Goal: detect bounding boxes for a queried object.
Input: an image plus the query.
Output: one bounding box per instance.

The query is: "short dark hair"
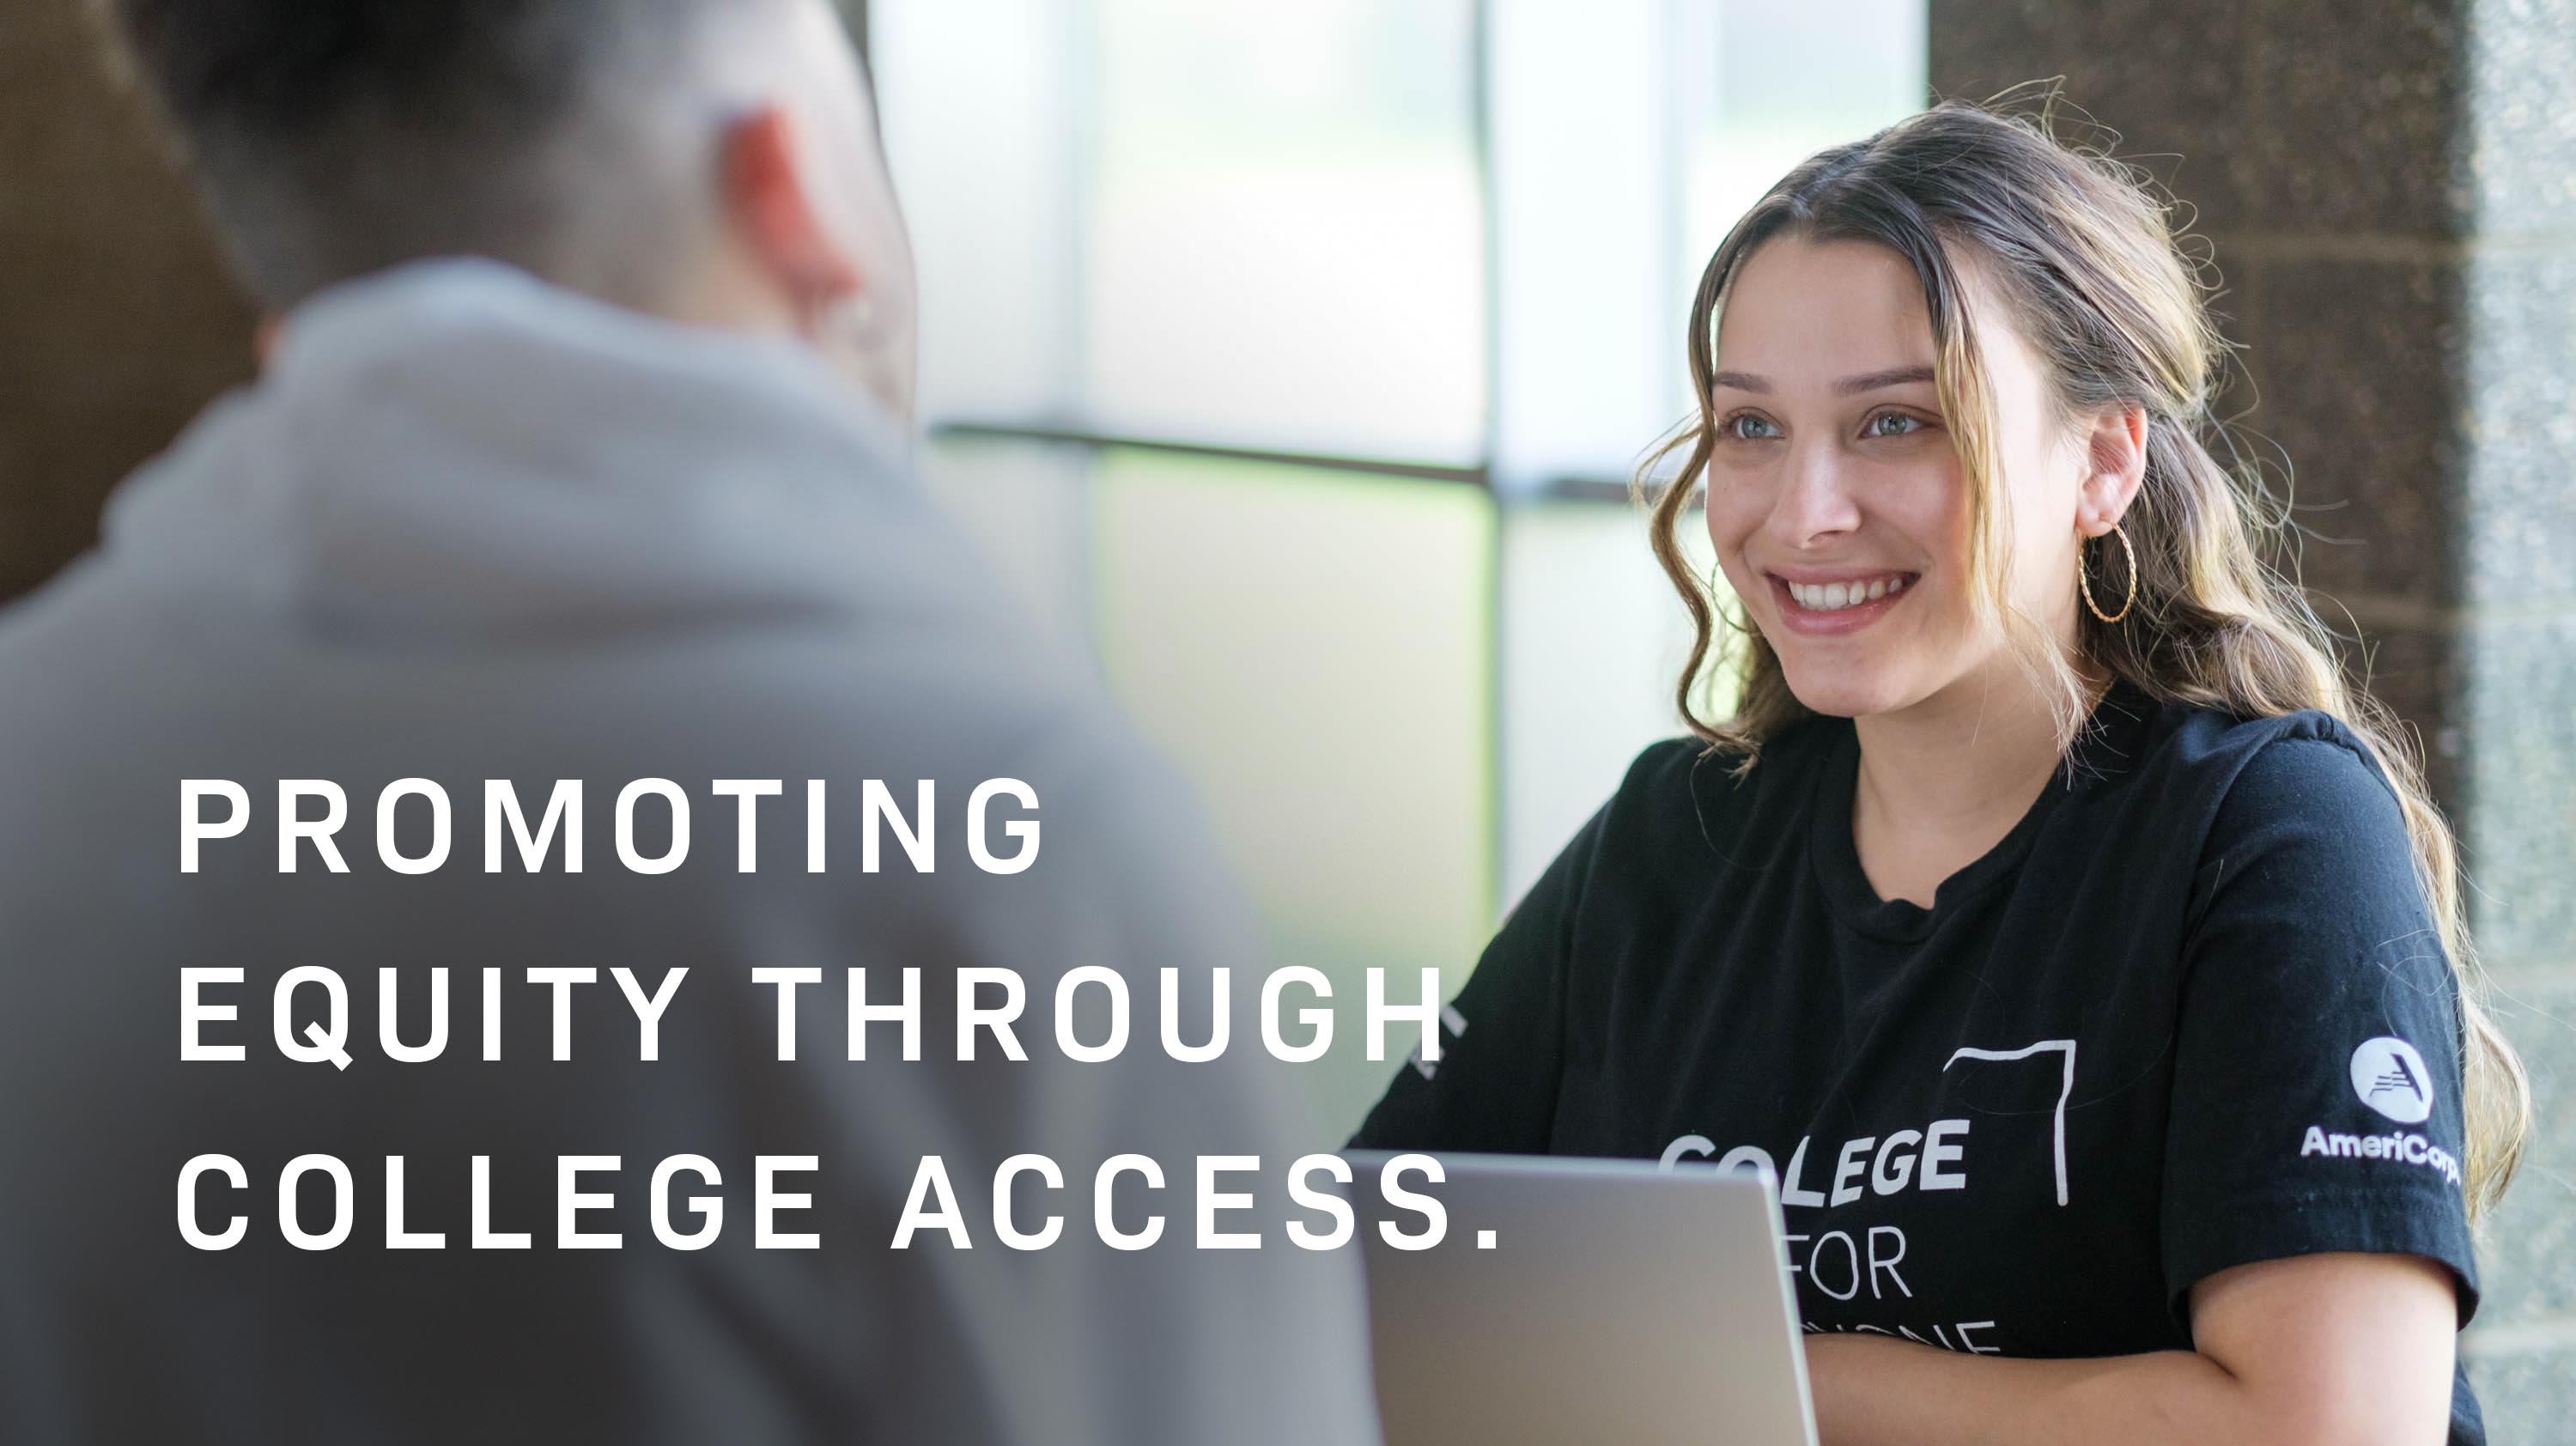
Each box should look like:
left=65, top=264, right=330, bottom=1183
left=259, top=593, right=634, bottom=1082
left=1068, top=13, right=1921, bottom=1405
left=96, top=0, right=735, bottom=308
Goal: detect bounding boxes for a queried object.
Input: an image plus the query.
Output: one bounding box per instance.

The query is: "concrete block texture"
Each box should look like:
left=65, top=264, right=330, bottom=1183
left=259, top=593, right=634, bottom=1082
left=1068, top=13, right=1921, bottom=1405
left=2466, top=974, right=2576, bottom=1446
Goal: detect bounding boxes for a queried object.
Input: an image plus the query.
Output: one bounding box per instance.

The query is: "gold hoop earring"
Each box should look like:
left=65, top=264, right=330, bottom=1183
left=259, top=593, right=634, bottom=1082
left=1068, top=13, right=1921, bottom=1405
left=2080, top=524, right=2136, bottom=624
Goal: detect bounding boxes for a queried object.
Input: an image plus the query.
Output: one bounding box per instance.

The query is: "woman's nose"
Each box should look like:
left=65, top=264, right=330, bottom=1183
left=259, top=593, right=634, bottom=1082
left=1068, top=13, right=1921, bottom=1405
left=1765, top=441, right=1862, bottom=549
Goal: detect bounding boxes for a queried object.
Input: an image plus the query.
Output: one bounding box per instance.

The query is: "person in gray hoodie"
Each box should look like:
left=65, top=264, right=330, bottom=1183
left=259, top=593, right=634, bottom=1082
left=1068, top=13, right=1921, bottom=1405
left=0, top=2, right=1381, bottom=1441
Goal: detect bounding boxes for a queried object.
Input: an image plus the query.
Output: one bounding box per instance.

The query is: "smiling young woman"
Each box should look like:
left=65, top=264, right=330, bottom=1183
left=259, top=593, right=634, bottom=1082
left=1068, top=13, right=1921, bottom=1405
left=1352, top=102, right=2530, bottom=1446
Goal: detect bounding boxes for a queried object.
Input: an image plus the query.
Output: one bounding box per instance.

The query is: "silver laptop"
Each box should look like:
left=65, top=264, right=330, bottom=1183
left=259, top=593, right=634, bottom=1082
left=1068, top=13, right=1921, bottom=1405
left=1341, top=1151, right=1818, bottom=1446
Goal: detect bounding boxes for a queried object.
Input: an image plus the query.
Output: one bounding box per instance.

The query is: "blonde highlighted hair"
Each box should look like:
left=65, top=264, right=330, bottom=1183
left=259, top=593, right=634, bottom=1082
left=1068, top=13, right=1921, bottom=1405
left=1639, top=99, right=2529, bottom=1223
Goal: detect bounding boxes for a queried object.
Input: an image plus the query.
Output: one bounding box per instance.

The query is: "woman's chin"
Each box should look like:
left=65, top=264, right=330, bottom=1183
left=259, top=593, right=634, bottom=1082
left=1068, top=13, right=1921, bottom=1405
left=1776, top=665, right=1921, bottom=721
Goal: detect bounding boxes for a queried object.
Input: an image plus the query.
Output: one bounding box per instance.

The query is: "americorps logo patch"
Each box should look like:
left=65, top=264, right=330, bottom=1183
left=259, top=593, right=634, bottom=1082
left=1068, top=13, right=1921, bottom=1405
left=2348, top=1036, right=2433, bottom=1124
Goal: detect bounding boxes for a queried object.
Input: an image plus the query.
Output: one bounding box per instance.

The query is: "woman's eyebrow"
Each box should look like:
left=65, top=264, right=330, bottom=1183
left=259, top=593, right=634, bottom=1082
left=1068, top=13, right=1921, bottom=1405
left=1835, top=364, right=1938, bottom=395
left=1708, top=365, right=1939, bottom=395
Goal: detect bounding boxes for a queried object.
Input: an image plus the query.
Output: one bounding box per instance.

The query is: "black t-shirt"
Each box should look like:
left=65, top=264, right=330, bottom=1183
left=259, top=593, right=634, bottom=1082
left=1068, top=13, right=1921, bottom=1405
left=1354, top=682, right=2486, bottom=1443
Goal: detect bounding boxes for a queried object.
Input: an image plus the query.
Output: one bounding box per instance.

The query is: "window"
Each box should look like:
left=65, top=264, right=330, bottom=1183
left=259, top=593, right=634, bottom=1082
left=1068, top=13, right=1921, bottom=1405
left=872, top=0, right=1924, bottom=1139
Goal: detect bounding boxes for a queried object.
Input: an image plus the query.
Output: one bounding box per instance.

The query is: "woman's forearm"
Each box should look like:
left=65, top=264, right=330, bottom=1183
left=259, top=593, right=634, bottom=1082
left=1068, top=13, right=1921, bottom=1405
left=1806, top=1335, right=2379, bottom=1446
left=1805, top=1254, right=2458, bottom=1446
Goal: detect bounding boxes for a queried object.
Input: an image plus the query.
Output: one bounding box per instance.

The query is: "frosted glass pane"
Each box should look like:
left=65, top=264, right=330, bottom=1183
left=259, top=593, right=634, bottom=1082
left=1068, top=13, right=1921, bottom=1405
left=1499, top=500, right=1728, bottom=907
left=1085, top=0, right=1485, bottom=461
left=1091, top=454, right=1494, bottom=1138
left=871, top=0, right=1081, bottom=422
left=1680, top=1, right=1927, bottom=301
left=1485, top=1, right=1678, bottom=490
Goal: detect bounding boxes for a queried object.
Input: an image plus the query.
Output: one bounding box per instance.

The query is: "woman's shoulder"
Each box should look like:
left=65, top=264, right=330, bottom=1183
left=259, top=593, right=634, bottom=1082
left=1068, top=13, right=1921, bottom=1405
left=2111, top=692, right=2421, bottom=911
left=2124, top=691, right=2407, bottom=824
left=2130, top=701, right=2462, bottom=1048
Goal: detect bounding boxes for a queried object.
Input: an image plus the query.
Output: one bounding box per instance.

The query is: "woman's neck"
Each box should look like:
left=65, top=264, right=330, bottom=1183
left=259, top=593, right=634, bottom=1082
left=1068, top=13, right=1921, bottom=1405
left=1846, top=670, right=2093, bottom=908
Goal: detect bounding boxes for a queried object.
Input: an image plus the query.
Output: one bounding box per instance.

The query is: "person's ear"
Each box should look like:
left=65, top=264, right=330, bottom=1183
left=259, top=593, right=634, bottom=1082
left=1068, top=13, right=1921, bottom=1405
left=2075, top=404, right=2149, bottom=537
left=254, top=316, right=284, bottom=371
left=720, top=105, right=861, bottom=326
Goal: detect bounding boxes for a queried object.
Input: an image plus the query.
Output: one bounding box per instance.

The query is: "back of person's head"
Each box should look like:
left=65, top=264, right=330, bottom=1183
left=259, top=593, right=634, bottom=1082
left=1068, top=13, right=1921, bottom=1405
left=103, top=0, right=725, bottom=308
left=94, top=0, right=914, bottom=408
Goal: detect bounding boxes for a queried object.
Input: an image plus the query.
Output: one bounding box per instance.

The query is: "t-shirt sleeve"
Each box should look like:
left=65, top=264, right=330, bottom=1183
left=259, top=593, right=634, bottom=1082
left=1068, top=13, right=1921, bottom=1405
left=2160, top=732, right=2482, bottom=1328
left=1347, top=767, right=1620, bottom=1155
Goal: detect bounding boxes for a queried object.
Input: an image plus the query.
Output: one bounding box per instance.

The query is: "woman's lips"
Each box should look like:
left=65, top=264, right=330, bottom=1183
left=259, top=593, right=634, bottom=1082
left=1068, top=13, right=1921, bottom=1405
left=1765, top=571, right=1918, bottom=637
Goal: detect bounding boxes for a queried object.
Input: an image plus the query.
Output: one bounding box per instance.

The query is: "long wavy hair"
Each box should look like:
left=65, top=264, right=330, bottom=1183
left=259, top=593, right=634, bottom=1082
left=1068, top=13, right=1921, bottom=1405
left=1638, top=100, right=2529, bottom=1224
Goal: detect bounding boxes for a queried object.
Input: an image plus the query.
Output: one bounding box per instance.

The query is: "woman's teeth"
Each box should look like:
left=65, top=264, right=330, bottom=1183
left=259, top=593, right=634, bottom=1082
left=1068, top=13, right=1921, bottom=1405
left=1787, top=576, right=1908, bottom=611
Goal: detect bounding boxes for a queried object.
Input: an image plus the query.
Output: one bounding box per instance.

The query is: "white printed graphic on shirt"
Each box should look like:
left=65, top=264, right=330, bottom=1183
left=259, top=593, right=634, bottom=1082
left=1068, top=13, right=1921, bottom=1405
left=2289, top=1037, right=2458, bottom=1185
left=2297, top=1123, right=2461, bottom=1185
left=2348, top=1035, right=2433, bottom=1124
left=1657, top=1036, right=2078, bottom=1207
left=1656, top=1037, right=2081, bottom=1345
left=1942, top=1039, right=2077, bottom=1206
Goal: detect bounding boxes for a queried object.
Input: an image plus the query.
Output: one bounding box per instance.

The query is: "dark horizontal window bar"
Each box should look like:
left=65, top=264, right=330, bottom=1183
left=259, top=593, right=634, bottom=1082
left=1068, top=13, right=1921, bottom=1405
left=926, top=419, right=1676, bottom=507
left=930, top=419, right=1491, bottom=488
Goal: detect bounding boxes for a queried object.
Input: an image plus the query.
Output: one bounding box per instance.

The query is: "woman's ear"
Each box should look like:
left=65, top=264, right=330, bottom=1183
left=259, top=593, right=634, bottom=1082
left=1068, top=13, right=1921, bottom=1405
left=2076, top=405, right=2150, bottom=537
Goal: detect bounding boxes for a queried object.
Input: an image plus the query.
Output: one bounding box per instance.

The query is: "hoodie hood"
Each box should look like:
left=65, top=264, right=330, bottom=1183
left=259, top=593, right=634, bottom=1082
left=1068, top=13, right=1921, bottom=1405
left=99, top=258, right=979, bottom=648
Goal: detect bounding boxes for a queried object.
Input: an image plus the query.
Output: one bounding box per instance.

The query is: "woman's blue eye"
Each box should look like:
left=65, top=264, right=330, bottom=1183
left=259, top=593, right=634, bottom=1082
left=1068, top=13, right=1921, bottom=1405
left=1865, top=410, right=1924, bottom=438
left=1723, top=414, right=1781, bottom=441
